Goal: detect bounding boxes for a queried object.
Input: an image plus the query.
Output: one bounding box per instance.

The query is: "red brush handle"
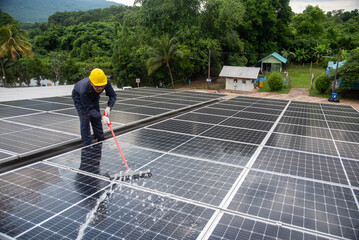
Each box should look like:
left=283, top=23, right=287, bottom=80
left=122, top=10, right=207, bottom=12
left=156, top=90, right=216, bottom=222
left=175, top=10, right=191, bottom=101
left=103, top=112, right=129, bottom=170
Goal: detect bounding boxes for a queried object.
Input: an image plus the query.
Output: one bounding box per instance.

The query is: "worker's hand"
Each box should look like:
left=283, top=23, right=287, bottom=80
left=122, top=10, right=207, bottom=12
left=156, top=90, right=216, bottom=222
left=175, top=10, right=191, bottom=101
left=101, top=115, right=111, bottom=126
left=104, top=106, right=111, bottom=116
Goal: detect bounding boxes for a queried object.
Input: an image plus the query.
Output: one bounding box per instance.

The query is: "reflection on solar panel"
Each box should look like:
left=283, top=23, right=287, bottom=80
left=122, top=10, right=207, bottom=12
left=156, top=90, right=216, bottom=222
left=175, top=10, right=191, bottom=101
left=1, top=95, right=359, bottom=240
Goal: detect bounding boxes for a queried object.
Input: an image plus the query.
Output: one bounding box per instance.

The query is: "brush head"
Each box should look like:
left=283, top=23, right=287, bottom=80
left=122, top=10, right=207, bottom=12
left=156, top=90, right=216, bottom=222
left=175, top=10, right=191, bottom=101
left=111, top=169, right=152, bottom=181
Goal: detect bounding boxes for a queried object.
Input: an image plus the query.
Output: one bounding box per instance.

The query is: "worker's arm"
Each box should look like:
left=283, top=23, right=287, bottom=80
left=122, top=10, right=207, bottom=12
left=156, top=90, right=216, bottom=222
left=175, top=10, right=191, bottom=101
left=72, top=88, right=90, bottom=119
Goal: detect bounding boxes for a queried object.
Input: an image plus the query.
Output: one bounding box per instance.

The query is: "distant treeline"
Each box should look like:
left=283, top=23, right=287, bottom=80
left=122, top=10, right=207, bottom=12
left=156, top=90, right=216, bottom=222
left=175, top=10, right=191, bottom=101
left=0, top=0, right=358, bottom=88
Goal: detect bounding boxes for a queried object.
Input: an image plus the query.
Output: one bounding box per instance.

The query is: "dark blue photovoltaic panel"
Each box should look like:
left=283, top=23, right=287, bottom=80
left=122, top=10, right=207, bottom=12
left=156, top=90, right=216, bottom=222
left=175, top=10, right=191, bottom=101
left=342, top=158, right=359, bottom=187
left=234, top=111, right=278, bottom=122
left=274, top=123, right=332, bottom=139
left=228, top=171, right=359, bottom=239
left=209, top=213, right=329, bottom=240
left=266, top=133, right=338, bottom=156
left=138, top=154, right=243, bottom=206
left=148, top=119, right=213, bottom=135
left=280, top=116, right=328, bottom=128
left=201, top=125, right=267, bottom=144
left=1, top=99, right=72, bottom=111
left=335, top=141, right=359, bottom=159
left=171, top=137, right=258, bottom=166
left=0, top=163, right=216, bottom=240
left=284, top=111, right=325, bottom=120
left=220, top=117, right=274, bottom=131
left=0, top=104, right=41, bottom=119
left=1, top=92, right=359, bottom=240
left=331, top=129, right=359, bottom=142
left=194, top=107, right=237, bottom=117
left=0, top=152, right=15, bottom=162
left=118, top=128, right=193, bottom=152
left=175, top=112, right=227, bottom=124
left=327, top=121, right=359, bottom=131
left=253, top=147, right=348, bottom=184
left=326, top=115, right=359, bottom=124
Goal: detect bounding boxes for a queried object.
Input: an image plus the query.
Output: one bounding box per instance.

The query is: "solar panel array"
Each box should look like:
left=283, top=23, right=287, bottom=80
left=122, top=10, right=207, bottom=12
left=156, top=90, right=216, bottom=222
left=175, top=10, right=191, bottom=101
left=0, top=88, right=224, bottom=163
left=1, top=95, right=359, bottom=240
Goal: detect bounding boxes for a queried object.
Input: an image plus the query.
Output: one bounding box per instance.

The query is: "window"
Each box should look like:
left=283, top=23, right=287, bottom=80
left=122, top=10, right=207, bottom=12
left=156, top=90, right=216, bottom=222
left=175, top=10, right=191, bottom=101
left=234, top=79, right=238, bottom=83
left=242, top=79, right=246, bottom=84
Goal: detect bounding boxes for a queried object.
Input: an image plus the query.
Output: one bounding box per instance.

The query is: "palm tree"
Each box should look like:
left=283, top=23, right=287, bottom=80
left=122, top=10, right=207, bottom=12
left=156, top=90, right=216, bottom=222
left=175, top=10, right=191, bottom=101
left=146, top=35, right=183, bottom=88
left=0, top=24, right=34, bottom=85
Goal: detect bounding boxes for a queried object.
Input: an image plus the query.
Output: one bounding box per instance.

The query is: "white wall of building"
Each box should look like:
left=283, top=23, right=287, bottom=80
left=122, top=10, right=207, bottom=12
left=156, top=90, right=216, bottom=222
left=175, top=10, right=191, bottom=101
left=225, top=78, right=254, bottom=91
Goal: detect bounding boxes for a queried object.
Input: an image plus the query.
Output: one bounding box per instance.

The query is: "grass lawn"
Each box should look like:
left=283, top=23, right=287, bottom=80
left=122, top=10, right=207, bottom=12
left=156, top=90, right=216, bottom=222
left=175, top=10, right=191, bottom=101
left=259, top=64, right=326, bottom=95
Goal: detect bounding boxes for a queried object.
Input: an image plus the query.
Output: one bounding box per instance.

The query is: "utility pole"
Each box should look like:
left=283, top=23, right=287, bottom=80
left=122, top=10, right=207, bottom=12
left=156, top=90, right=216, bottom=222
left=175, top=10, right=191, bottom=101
left=207, top=49, right=211, bottom=89
left=332, top=48, right=341, bottom=92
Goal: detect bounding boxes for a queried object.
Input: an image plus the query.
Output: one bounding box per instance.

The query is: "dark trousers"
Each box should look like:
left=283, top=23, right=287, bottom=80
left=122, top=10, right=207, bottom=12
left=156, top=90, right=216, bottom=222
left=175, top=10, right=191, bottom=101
left=77, top=105, right=104, bottom=146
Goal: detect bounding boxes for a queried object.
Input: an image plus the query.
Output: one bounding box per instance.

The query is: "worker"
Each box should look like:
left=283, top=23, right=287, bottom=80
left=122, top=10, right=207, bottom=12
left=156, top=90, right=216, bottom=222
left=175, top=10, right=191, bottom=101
left=72, top=68, right=117, bottom=146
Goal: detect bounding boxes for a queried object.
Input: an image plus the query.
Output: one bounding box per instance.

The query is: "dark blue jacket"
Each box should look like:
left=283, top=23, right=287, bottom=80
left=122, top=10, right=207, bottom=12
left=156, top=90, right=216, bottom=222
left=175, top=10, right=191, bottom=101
left=72, top=77, right=117, bottom=119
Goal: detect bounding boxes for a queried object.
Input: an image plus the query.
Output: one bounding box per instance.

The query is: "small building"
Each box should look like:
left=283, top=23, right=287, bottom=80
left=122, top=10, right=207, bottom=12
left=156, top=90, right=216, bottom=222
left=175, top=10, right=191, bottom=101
left=219, top=66, right=260, bottom=92
left=258, top=52, right=287, bottom=73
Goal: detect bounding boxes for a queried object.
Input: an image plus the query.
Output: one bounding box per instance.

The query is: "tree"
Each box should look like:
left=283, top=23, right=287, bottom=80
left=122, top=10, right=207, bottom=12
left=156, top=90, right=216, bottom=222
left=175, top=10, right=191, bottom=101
left=294, top=48, right=310, bottom=65
left=238, top=0, right=293, bottom=64
left=0, top=24, right=34, bottom=85
left=48, top=51, right=68, bottom=84
left=338, top=48, right=359, bottom=89
left=312, top=43, right=332, bottom=63
left=146, top=35, right=184, bottom=88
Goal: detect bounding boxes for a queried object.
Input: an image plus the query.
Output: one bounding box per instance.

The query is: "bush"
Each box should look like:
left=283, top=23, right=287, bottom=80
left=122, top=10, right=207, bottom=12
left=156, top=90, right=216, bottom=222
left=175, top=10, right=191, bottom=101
left=315, top=73, right=331, bottom=93
left=267, top=72, right=284, bottom=91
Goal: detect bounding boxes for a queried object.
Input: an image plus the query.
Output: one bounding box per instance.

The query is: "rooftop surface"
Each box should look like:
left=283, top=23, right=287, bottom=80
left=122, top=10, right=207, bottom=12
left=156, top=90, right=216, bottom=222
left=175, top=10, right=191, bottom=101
left=1, top=87, right=359, bottom=240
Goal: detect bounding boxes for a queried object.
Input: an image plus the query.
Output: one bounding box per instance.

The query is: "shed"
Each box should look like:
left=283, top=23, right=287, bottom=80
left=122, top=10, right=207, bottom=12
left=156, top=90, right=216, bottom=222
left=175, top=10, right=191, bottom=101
left=219, top=66, right=260, bottom=91
left=258, top=52, right=287, bottom=73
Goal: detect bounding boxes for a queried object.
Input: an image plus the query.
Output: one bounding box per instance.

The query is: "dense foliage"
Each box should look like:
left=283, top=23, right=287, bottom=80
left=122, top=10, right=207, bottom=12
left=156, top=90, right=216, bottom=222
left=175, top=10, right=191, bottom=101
left=0, top=3, right=358, bottom=89
left=267, top=72, right=284, bottom=91
left=315, top=73, right=331, bottom=93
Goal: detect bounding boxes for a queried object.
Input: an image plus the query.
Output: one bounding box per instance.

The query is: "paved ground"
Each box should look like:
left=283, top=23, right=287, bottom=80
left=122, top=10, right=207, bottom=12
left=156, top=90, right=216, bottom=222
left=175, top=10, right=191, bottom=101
left=178, top=87, right=359, bottom=112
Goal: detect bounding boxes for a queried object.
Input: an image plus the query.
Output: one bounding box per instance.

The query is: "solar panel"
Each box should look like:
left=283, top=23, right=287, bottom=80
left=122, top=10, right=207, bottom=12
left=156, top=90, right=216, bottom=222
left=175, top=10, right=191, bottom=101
left=323, top=110, right=359, bottom=118
left=209, top=213, right=326, bottom=240
left=243, top=106, right=283, bottom=115
left=201, top=125, right=268, bottom=144
left=207, top=103, right=247, bottom=111
left=1, top=99, right=73, bottom=111
left=0, top=104, right=41, bottom=119
left=1, top=94, right=359, bottom=240
left=194, top=107, right=237, bottom=117
left=170, top=137, right=258, bottom=166
left=220, top=117, right=274, bottom=131
left=118, top=128, right=193, bottom=152
left=266, top=133, right=338, bottom=156
left=148, top=119, right=213, bottom=135
left=342, top=158, right=359, bottom=187
left=252, top=147, right=348, bottom=184
left=234, top=111, right=279, bottom=122
left=227, top=170, right=359, bottom=239
left=326, top=115, right=359, bottom=124
left=280, top=116, right=328, bottom=128
left=327, top=121, right=359, bottom=131
left=331, top=129, right=359, bottom=142
left=0, top=163, right=215, bottom=240
left=335, top=141, right=359, bottom=159
left=147, top=102, right=187, bottom=110
left=284, top=111, right=325, bottom=120
left=274, top=123, right=332, bottom=139
left=175, top=112, right=227, bottom=124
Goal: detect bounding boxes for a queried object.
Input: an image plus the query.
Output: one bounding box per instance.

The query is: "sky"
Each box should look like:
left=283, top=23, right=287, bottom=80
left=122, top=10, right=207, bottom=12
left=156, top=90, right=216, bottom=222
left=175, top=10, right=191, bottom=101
left=108, top=0, right=359, bottom=14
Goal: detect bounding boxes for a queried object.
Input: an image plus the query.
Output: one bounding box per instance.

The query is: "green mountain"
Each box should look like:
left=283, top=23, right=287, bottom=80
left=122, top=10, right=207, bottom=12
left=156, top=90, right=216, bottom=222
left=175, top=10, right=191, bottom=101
left=0, top=0, right=121, bottom=23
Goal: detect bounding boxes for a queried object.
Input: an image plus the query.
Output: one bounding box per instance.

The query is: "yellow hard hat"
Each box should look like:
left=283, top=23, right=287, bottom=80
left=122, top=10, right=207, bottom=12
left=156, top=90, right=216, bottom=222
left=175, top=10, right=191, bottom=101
left=89, top=68, right=107, bottom=86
